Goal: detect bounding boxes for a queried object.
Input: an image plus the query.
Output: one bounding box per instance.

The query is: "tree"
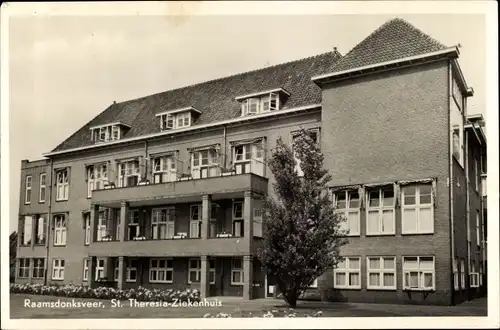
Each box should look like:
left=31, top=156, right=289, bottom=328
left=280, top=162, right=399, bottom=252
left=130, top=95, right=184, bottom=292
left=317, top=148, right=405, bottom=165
left=10, top=231, right=18, bottom=282
left=257, top=129, right=348, bottom=307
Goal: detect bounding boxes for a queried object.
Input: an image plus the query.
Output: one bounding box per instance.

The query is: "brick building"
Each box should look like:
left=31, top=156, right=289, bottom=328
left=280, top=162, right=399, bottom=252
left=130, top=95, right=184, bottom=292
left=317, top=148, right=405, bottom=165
left=16, top=18, right=487, bottom=305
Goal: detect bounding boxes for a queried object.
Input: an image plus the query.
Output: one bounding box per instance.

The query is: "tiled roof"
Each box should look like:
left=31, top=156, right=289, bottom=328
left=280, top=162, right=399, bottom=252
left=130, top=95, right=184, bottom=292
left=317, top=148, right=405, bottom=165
left=330, top=18, right=448, bottom=72
left=51, top=50, right=342, bottom=152
left=51, top=18, right=449, bottom=153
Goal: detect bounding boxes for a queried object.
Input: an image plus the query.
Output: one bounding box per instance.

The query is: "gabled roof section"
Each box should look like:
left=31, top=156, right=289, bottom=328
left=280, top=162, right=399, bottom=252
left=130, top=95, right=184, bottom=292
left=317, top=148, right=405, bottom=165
left=51, top=51, right=342, bottom=153
left=330, top=18, right=448, bottom=72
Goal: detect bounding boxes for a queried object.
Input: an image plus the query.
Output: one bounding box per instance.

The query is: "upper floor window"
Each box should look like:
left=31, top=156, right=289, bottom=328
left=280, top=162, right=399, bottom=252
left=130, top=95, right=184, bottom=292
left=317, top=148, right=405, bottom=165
left=231, top=139, right=266, bottom=177
left=151, top=207, right=176, bottom=239
left=39, top=173, right=46, bottom=203
left=91, top=123, right=128, bottom=143
left=53, top=214, right=67, bottom=246
left=35, top=216, right=46, bottom=245
left=236, top=88, right=289, bottom=117
left=55, top=168, right=69, bottom=201
left=118, top=160, right=140, bottom=187
left=157, top=107, right=201, bottom=131
left=20, top=216, right=33, bottom=246
left=401, top=183, right=433, bottom=234
left=474, top=157, right=479, bottom=192
left=292, top=129, right=320, bottom=176
left=366, top=186, right=395, bottom=235
left=153, top=155, right=177, bottom=183
left=87, top=163, right=108, bottom=197
left=25, top=175, right=32, bottom=204
left=191, top=147, right=220, bottom=179
left=334, top=189, right=360, bottom=236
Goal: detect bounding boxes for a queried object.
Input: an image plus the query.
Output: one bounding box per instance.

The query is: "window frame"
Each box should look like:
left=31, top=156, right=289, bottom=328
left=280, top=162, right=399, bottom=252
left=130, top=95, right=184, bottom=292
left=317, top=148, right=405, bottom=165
left=334, top=189, right=361, bottom=236
left=241, top=92, right=280, bottom=116
left=476, top=210, right=480, bottom=248
left=189, top=205, right=202, bottom=238
left=152, top=155, right=177, bottom=183
left=18, top=258, right=31, bottom=278
left=453, top=257, right=459, bottom=290
left=366, top=187, right=396, bottom=236
left=95, top=258, right=105, bottom=280
left=117, top=160, right=140, bottom=188
left=232, top=201, right=244, bottom=237
left=55, top=169, right=69, bottom=201
left=21, top=215, right=33, bottom=246
left=366, top=256, right=397, bottom=290
left=209, top=259, right=216, bottom=285
left=231, top=258, right=244, bottom=285
left=126, top=259, right=138, bottom=282
left=470, top=263, right=479, bottom=288
left=188, top=258, right=201, bottom=284
left=53, top=214, right=67, bottom=246
left=151, top=207, right=176, bottom=240
left=333, top=257, right=361, bottom=290
left=32, top=258, right=45, bottom=278
left=460, top=258, right=465, bottom=289
left=84, top=212, right=91, bottom=245
left=401, top=183, right=434, bottom=235
left=83, top=258, right=89, bottom=281
left=87, top=163, right=108, bottom=197
left=149, top=258, right=174, bottom=283
left=34, top=216, right=46, bottom=246
left=160, top=112, right=191, bottom=130
left=51, top=259, right=65, bottom=280
left=25, top=175, right=32, bottom=204
left=402, top=256, right=435, bottom=291
left=39, top=173, right=46, bottom=203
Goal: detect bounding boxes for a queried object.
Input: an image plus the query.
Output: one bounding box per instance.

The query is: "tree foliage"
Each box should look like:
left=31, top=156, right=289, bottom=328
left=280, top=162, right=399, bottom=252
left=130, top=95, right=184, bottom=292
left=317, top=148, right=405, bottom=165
left=257, top=129, right=348, bottom=307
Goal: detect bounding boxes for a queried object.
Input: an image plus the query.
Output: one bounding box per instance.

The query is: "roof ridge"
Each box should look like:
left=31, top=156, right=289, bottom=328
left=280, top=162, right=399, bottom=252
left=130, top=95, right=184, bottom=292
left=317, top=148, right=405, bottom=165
left=116, top=50, right=341, bottom=106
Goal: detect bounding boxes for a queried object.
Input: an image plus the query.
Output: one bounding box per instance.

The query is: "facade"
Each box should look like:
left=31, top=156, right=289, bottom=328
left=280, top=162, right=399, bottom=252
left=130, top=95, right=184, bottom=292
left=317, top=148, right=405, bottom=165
left=16, top=18, right=487, bottom=305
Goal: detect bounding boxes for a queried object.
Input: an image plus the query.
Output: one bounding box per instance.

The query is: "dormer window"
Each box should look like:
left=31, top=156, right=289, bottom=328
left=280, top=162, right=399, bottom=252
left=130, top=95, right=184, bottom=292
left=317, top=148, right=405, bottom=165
left=236, top=88, right=290, bottom=117
left=90, top=122, right=130, bottom=143
left=156, top=107, right=201, bottom=131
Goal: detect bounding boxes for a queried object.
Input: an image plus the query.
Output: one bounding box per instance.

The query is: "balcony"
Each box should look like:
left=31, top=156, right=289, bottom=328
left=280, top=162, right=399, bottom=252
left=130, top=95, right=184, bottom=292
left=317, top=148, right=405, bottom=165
left=91, top=154, right=268, bottom=207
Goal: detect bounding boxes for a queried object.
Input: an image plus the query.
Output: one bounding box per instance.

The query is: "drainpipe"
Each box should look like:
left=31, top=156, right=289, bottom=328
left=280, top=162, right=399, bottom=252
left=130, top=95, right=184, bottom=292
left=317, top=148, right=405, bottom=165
left=465, top=130, right=471, bottom=300
left=223, top=126, right=227, bottom=168
left=448, top=62, right=456, bottom=305
left=44, top=158, right=54, bottom=285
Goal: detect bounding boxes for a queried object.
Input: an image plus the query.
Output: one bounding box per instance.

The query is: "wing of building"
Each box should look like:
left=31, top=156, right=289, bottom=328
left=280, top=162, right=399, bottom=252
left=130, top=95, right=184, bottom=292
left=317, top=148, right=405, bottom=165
left=16, top=18, right=487, bottom=305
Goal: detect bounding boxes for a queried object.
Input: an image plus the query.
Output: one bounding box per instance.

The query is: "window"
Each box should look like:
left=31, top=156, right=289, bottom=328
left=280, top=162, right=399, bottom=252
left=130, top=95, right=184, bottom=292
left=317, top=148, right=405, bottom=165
left=366, top=187, right=395, bottom=235
left=39, top=174, right=46, bottom=203
left=231, top=258, right=244, bottom=285
left=128, top=209, right=140, bottom=240
left=479, top=264, right=483, bottom=286
left=35, top=216, right=46, bottom=245
left=96, top=258, right=105, bottom=280
left=97, top=209, right=111, bottom=241
left=87, top=164, right=108, bottom=197
left=334, top=190, right=360, bottom=236
left=241, top=92, right=279, bottom=116
left=189, top=205, right=201, bottom=238
left=152, top=207, right=175, bottom=239
left=149, top=258, right=173, bottom=283
left=367, top=257, right=396, bottom=290
left=451, top=87, right=464, bottom=167
left=25, top=175, right=32, bottom=204
left=118, top=160, right=140, bottom=187
left=232, top=201, right=243, bottom=237
left=127, top=259, right=138, bottom=282
left=209, top=259, right=216, bottom=285
left=83, top=258, right=89, bottom=281
left=21, top=216, right=33, bottom=246
left=402, top=183, right=434, bottom=234
left=84, top=213, right=91, bottom=245
left=188, top=259, right=201, bottom=283
left=292, top=130, right=319, bottom=176
left=191, top=149, right=219, bottom=179
left=91, top=124, right=121, bottom=142
left=453, top=258, right=459, bottom=290
left=402, top=256, right=435, bottom=290
left=475, top=158, right=479, bottom=192
left=476, top=210, right=480, bottom=247
left=52, top=259, right=65, bottom=280
left=153, top=155, right=177, bottom=183
left=460, top=259, right=465, bottom=289
left=18, top=258, right=30, bottom=278
left=53, top=214, right=67, bottom=246
left=334, top=257, right=361, bottom=289
left=55, top=169, right=69, bottom=201
left=159, top=112, right=192, bottom=130
left=470, top=263, right=479, bottom=288
left=30, top=258, right=44, bottom=278
left=210, top=204, right=218, bottom=238
left=113, top=259, right=119, bottom=282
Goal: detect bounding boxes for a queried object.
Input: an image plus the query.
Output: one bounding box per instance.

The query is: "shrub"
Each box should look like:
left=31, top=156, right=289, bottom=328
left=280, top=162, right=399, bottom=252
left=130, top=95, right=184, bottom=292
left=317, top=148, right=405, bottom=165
left=10, top=283, right=199, bottom=303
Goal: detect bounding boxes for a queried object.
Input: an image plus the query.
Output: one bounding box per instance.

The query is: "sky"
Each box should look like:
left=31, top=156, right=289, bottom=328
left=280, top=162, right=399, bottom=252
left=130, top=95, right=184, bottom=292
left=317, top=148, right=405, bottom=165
left=6, top=12, right=487, bottom=233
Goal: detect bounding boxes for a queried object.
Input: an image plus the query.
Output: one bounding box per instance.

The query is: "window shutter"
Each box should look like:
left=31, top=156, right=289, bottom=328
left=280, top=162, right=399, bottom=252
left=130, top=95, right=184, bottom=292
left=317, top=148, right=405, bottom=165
left=432, top=180, right=437, bottom=207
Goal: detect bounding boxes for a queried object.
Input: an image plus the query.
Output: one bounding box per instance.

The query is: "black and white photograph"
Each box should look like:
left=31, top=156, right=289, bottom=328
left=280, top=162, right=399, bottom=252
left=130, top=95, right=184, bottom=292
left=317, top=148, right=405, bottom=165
left=1, top=1, right=498, bottom=329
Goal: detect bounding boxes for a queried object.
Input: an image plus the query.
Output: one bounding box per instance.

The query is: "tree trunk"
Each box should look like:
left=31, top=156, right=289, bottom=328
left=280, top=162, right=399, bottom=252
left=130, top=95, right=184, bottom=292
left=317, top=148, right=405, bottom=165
left=283, top=291, right=298, bottom=307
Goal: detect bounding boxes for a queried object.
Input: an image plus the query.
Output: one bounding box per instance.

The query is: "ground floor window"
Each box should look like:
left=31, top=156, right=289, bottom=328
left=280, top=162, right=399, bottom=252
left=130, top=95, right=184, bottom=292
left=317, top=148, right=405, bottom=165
left=83, top=259, right=89, bottom=281
left=188, top=259, right=201, bottom=283
left=470, top=263, right=479, bottom=288
left=32, top=258, right=45, bottom=278
left=453, top=257, right=459, bottom=290
left=460, top=258, right=465, bottom=289
left=127, top=259, right=138, bottom=282
left=149, top=258, right=173, bottom=283
left=367, top=256, right=396, bottom=290
left=96, top=258, right=105, bottom=280
left=402, top=256, right=435, bottom=290
left=18, top=258, right=30, bottom=278
left=209, top=259, right=215, bottom=285
left=334, top=257, right=361, bottom=289
left=52, top=259, right=65, bottom=280
left=231, top=258, right=244, bottom=285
